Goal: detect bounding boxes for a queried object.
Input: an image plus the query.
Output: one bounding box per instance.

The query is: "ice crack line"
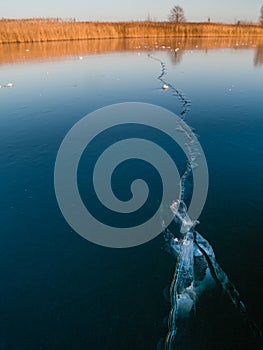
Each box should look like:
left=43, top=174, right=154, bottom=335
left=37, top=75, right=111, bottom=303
left=148, top=50, right=263, bottom=350
left=148, top=51, right=191, bottom=119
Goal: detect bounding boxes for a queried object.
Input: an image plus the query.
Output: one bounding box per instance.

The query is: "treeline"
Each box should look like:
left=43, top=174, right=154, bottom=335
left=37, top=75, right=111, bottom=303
left=1, top=19, right=263, bottom=44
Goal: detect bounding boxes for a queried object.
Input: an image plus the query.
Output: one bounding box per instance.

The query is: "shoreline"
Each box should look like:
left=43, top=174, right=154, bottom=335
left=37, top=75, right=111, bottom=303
left=1, top=20, right=263, bottom=44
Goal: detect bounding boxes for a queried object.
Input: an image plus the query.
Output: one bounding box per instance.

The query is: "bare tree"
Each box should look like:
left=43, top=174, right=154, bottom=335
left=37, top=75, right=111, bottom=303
left=260, top=4, right=263, bottom=25
left=168, top=5, right=186, bottom=23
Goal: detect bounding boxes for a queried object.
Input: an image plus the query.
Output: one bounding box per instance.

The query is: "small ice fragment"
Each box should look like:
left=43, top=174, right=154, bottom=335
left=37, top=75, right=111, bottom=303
left=182, top=239, right=190, bottom=246
left=170, top=200, right=180, bottom=214
left=177, top=293, right=194, bottom=318
left=190, top=162, right=198, bottom=169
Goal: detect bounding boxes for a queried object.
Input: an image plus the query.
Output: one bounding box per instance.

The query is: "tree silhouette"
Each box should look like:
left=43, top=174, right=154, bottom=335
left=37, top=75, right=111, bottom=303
left=168, top=5, right=186, bottom=23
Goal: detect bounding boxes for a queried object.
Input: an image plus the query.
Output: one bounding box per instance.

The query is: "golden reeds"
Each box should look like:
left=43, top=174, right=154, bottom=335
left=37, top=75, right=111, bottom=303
left=1, top=19, right=263, bottom=44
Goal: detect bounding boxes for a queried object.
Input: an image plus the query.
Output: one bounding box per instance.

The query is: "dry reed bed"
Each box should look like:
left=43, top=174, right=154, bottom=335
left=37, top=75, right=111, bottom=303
left=1, top=20, right=263, bottom=44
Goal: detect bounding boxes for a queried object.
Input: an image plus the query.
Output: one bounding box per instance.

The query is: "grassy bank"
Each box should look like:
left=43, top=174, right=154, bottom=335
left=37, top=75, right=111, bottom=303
left=1, top=19, right=263, bottom=44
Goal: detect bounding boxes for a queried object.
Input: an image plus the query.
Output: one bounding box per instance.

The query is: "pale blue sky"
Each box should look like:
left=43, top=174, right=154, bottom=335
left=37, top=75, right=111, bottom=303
left=1, top=0, right=262, bottom=23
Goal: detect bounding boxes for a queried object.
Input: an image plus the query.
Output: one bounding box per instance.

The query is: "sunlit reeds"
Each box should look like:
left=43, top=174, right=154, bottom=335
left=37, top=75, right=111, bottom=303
left=1, top=19, right=263, bottom=44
